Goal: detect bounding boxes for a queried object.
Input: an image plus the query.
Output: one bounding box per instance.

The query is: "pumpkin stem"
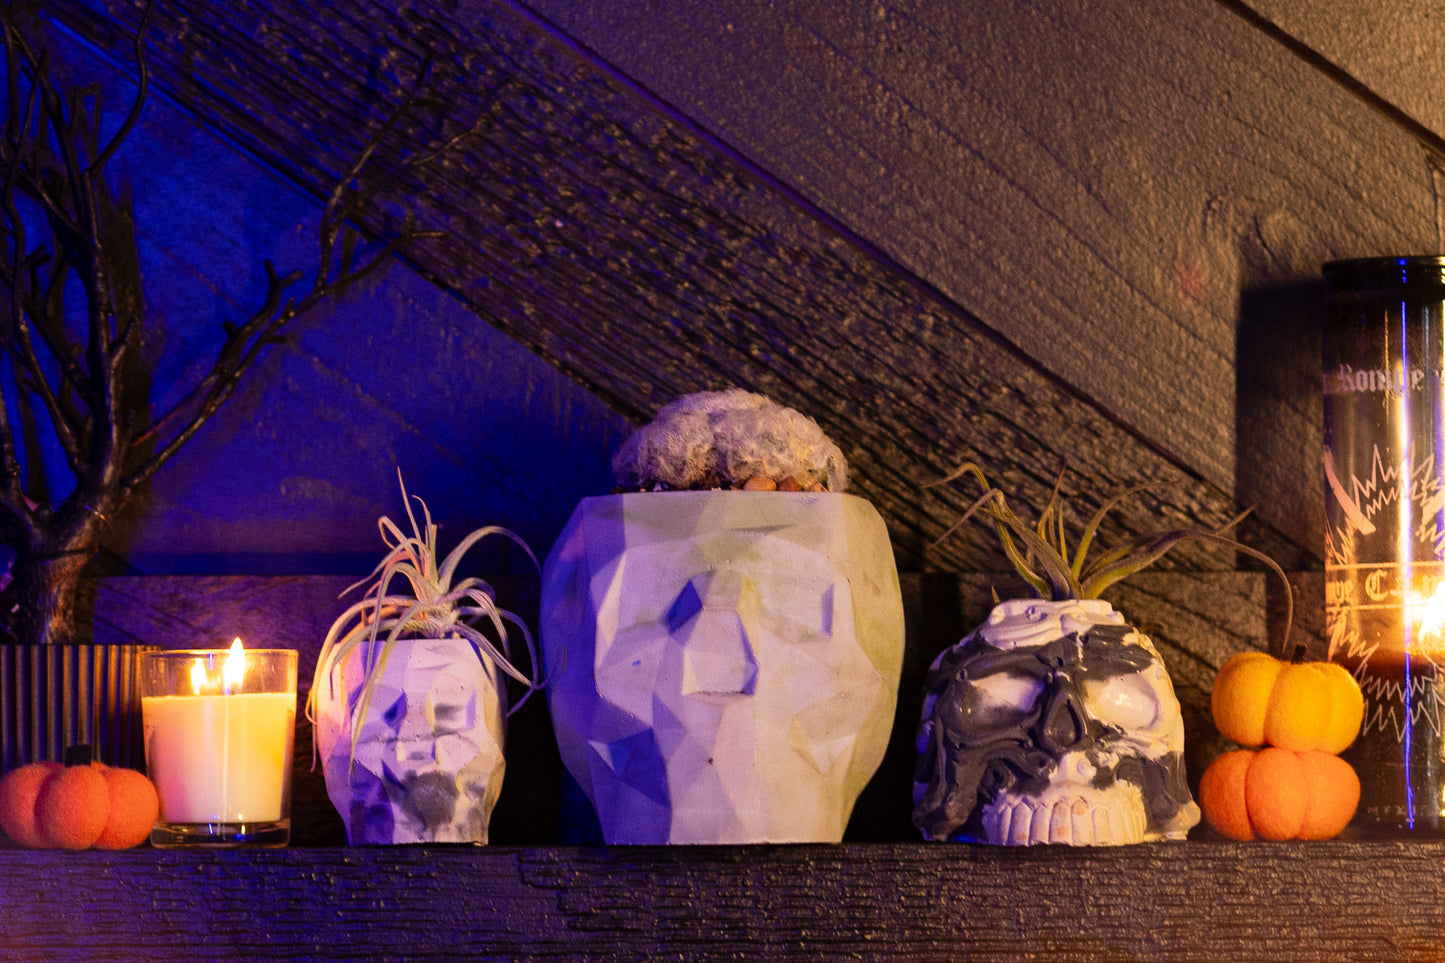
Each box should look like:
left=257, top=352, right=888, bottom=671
left=1290, top=641, right=1309, bottom=664
left=63, top=744, right=93, bottom=767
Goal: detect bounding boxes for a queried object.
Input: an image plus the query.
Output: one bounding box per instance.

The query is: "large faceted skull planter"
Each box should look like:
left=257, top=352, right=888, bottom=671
left=541, top=491, right=905, bottom=844
left=314, top=637, right=507, bottom=844
left=913, top=598, right=1200, bottom=846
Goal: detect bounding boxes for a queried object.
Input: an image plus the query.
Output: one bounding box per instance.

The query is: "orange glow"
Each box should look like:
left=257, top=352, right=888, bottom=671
left=1413, top=584, right=1445, bottom=658
left=189, top=638, right=248, bottom=695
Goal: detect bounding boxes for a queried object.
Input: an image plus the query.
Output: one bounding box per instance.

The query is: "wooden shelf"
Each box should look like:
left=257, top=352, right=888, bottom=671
left=2, top=840, right=1443, bottom=960
left=1, top=575, right=1353, bottom=960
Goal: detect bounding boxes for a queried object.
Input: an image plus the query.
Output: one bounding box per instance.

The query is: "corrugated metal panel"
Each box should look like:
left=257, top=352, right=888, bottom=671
left=0, top=644, right=159, bottom=772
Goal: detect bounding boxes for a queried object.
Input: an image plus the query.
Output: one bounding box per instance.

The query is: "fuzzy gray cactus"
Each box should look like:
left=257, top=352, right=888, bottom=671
left=612, top=390, right=847, bottom=492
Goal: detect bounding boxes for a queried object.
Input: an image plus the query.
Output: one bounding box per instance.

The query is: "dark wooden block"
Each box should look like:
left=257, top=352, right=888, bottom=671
left=2, top=841, right=1443, bottom=961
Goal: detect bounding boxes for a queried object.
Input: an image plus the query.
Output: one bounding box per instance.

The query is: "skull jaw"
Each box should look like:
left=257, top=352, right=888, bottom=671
left=980, top=781, right=1149, bottom=846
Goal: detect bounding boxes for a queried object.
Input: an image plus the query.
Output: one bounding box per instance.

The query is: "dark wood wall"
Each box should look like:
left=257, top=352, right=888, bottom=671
left=56, top=0, right=1439, bottom=585
left=520, top=0, right=1440, bottom=566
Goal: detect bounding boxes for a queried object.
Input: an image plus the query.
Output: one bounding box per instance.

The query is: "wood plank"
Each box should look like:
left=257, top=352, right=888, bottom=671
left=3, top=842, right=1445, bottom=960
left=2, top=4, right=636, bottom=577
left=46, top=0, right=1317, bottom=573
left=1237, top=0, right=1445, bottom=155
left=515, top=0, right=1443, bottom=559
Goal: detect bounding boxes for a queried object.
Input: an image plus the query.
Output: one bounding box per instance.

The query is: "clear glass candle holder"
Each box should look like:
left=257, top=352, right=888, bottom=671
left=141, top=645, right=298, bottom=847
left=1324, top=255, right=1445, bottom=835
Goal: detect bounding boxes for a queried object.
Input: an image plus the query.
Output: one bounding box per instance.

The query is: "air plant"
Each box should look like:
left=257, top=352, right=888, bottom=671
left=913, top=463, right=1294, bottom=846
left=934, top=461, right=1293, bottom=641
left=306, top=472, right=542, bottom=776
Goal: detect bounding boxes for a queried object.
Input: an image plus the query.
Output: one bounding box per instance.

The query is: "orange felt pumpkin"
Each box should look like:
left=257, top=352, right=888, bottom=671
left=35, top=757, right=110, bottom=850
left=1199, top=747, right=1360, bottom=841
left=0, top=761, right=62, bottom=848
left=1211, top=651, right=1364, bottom=753
left=92, top=765, right=159, bottom=850
left=0, top=746, right=159, bottom=850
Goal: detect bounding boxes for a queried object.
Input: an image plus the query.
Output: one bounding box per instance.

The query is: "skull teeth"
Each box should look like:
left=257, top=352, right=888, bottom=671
left=981, top=796, right=1147, bottom=846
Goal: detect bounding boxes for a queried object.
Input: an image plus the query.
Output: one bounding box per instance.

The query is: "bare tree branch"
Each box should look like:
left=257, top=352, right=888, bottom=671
left=125, top=58, right=468, bottom=488
left=22, top=252, right=91, bottom=402
left=87, top=0, right=151, bottom=175
left=0, top=0, right=483, bottom=644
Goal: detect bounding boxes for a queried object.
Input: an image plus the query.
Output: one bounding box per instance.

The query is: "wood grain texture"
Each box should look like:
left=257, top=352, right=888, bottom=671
left=3, top=842, right=1445, bottom=961
left=516, top=0, right=1443, bottom=560
left=47, top=0, right=1319, bottom=574
left=1238, top=0, right=1445, bottom=154
left=80, top=573, right=1276, bottom=845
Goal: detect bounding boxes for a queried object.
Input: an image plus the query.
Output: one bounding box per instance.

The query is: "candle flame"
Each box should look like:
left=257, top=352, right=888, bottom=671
left=1415, top=583, right=1445, bottom=651
left=187, top=638, right=248, bottom=695
left=223, top=638, right=246, bottom=694
left=1410, top=581, right=1445, bottom=656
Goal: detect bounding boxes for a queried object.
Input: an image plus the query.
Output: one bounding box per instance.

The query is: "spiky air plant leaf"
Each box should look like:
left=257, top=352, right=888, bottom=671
left=305, top=471, right=542, bottom=781
left=933, top=462, right=1293, bottom=646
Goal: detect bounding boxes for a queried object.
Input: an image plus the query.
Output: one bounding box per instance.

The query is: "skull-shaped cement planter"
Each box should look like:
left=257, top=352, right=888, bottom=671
left=308, top=475, right=540, bottom=846
left=541, top=490, right=905, bottom=844
left=912, top=597, right=1201, bottom=845
left=314, top=637, right=507, bottom=844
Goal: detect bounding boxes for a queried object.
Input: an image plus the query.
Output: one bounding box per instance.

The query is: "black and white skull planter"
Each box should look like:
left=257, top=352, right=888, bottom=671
left=912, top=597, right=1201, bottom=846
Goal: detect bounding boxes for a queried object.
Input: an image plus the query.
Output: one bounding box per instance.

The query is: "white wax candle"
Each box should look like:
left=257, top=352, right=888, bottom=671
left=143, top=692, right=296, bottom=823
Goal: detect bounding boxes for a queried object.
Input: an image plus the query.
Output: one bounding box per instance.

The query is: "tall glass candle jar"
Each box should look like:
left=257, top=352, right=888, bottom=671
left=1323, top=255, right=1445, bottom=835
left=141, top=641, right=297, bottom=847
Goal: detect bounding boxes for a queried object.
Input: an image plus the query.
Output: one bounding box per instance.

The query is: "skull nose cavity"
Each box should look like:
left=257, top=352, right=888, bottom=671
left=1037, top=688, right=1088, bottom=754
left=669, top=571, right=761, bottom=697
left=678, top=611, right=759, bottom=695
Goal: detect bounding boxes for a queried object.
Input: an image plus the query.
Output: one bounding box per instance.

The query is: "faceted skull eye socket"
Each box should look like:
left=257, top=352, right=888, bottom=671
left=960, top=672, right=1045, bottom=731
left=1083, top=671, right=1163, bottom=731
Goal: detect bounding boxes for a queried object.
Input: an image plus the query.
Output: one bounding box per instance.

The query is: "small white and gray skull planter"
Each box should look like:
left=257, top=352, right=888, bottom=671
left=315, top=637, right=507, bottom=845
left=912, top=598, right=1201, bottom=846
left=309, top=479, right=540, bottom=847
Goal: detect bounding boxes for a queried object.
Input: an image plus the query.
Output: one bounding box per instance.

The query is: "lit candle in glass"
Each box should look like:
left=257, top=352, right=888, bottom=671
left=1324, top=255, right=1445, bottom=836
left=141, top=640, right=297, bottom=847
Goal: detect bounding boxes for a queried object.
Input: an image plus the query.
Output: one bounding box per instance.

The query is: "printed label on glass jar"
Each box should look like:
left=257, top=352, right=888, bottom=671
left=1324, top=363, right=1427, bottom=395
left=1324, top=442, right=1445, bottom=744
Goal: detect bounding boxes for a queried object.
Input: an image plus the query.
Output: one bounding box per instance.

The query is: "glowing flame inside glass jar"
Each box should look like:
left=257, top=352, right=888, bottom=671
left=144, top=637, right=297, bottom=833
left=189, top=638, right=247, bottom=696
left=1411, top=585, right=1445, bottom=659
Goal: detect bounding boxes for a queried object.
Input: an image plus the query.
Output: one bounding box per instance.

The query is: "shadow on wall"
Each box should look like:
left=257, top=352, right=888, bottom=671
left=1235, top=279, right=1328, bottom=568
